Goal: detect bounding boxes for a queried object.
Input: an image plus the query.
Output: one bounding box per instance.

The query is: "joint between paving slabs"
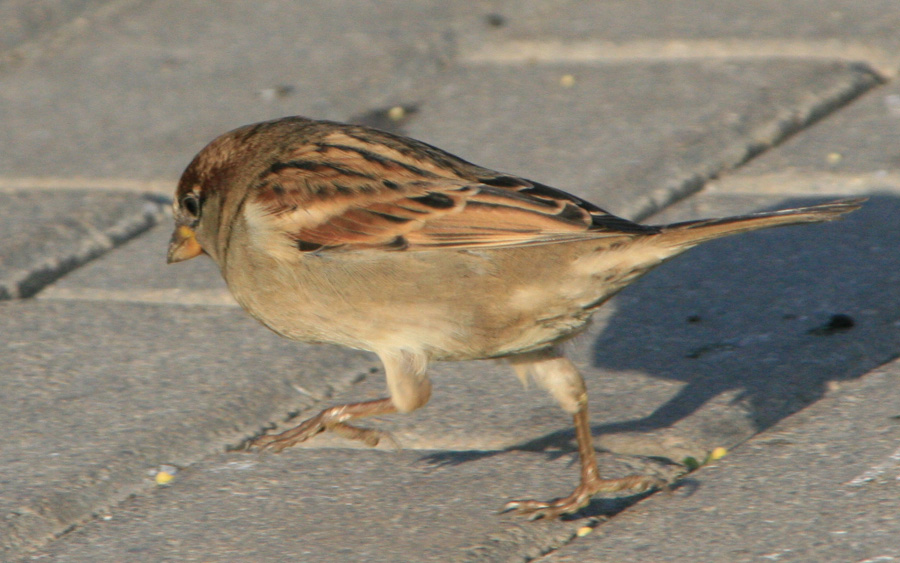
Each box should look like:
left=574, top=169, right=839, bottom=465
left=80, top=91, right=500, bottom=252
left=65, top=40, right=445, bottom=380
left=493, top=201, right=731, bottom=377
left=629, top=66, right=886, bottom=222
left=1, top=197, right=168, bottom=300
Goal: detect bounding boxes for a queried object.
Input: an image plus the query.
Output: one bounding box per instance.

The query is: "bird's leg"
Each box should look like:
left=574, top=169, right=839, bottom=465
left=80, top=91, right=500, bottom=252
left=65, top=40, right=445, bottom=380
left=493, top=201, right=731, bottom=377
left=249, top=398, right=397, bottom=452
left=505, top=351, right=667, bottom=519
left=503, top=399, right=666, bottom=519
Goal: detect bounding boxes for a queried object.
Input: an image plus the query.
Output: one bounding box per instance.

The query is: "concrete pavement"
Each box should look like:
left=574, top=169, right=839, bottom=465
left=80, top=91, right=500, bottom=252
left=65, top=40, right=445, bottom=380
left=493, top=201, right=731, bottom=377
left=2, top=1, right=899, bottom=561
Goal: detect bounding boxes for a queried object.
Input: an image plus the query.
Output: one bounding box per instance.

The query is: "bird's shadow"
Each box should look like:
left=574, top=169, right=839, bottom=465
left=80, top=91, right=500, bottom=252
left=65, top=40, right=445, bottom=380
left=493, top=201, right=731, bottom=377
left=588, top=194, right=898, bottom=437
left=422, top=193, right=898, bottom=470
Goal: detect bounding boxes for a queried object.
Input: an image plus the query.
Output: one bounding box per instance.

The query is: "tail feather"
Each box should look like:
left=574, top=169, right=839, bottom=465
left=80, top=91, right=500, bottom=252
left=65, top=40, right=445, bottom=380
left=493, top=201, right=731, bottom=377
left=654, top=198, right=865, bottom=248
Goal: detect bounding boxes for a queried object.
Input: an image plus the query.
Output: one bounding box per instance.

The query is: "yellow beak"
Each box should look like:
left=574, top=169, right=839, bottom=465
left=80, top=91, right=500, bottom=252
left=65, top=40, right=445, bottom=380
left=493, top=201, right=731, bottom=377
left=167, top=225, right=203, bottom=264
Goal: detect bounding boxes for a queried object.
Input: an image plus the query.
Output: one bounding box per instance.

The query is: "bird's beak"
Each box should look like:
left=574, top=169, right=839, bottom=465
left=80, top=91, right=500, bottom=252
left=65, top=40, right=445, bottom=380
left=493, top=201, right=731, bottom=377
left=167, top=225, right=203, bottom=264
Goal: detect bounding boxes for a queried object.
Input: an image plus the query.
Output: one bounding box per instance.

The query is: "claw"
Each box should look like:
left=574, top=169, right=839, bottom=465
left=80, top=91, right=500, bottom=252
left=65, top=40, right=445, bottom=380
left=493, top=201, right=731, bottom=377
left=502, top=499, right=567, bottom=520
left=248, top=416, right=325, bottom=452
left=330, top=421, right=399, bottom=449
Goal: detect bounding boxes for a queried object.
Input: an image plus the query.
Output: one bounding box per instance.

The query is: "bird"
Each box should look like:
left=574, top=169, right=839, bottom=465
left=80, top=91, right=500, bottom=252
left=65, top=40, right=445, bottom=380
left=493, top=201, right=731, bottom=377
left=167, top=115, right=863, bottom=519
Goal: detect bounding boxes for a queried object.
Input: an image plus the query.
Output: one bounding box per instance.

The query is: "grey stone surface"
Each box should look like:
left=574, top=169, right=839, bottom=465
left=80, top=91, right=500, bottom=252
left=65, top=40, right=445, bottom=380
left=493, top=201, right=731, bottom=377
left=5, top=0, right=900, bottom=561
left=0, top=0, right=119, bottom=53
left=0, top=0, right=460, bottom=181
left=542, top=357, right=900, bottom=563
left=683, top=21, right=900, bottom=218
left=30, top=448, right=676, bottom=563
left=0, top=299, right=375, bottom=557
left=0, top=189, right=165, bottom=299
left=721, top=76, right=900, bottom=183
left=461, top=0, right=900, bottom=69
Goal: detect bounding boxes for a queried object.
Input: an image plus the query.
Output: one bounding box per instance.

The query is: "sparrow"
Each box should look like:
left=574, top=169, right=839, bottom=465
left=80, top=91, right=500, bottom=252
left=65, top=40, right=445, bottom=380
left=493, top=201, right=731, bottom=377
left=168, top=115, right=863, bottom=519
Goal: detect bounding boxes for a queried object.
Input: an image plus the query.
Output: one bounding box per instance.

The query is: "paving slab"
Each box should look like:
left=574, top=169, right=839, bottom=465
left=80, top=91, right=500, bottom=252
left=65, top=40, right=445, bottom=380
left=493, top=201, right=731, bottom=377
left=460, top=0, right=900, bottom=75
left=6, top=1, right=900, bottom=561
left=541, top=356, right=900, bottom=563
left=0, top=299, right=375, bottom=558
left=713, top=71, right=900, bottom=194
left=0, top=188, right=165, bottom=299
left=29, top=448, right=677, bottom=563
left=0, top=0, right=460, bottom=182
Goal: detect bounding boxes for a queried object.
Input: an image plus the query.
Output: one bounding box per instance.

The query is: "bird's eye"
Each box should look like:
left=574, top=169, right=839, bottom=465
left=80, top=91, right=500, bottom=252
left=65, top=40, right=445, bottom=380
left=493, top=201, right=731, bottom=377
left=181, top=193, right=201, bottom=218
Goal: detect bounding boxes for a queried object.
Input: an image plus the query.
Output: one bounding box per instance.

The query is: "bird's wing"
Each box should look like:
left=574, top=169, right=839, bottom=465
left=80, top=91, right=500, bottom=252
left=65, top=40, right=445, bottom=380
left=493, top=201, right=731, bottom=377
left=244, top=130, right=657, bottom=252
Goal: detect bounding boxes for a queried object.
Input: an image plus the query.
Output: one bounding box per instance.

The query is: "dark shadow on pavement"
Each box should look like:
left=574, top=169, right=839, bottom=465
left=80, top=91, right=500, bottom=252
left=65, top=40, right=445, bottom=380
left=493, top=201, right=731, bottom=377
left=589, top=193, right=900, bottom=437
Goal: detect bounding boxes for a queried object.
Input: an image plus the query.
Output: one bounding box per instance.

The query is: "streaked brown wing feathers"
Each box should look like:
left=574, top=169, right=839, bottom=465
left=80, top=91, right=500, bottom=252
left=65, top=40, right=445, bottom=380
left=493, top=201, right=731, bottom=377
left=249, top=135, right=654, bottom=252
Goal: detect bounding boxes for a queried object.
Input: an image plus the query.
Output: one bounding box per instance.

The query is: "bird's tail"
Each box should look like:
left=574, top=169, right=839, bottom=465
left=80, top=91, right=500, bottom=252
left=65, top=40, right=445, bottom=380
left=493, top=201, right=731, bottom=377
left=653, top=198, right=865, bottom=249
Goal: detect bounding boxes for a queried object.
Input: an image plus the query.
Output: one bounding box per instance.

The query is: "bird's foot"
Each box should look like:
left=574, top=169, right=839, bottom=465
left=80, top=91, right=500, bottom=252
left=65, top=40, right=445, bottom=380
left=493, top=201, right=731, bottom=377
left=502, top=474, right=667, bottom=520
left=248, top=399, right=398, bottom=452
